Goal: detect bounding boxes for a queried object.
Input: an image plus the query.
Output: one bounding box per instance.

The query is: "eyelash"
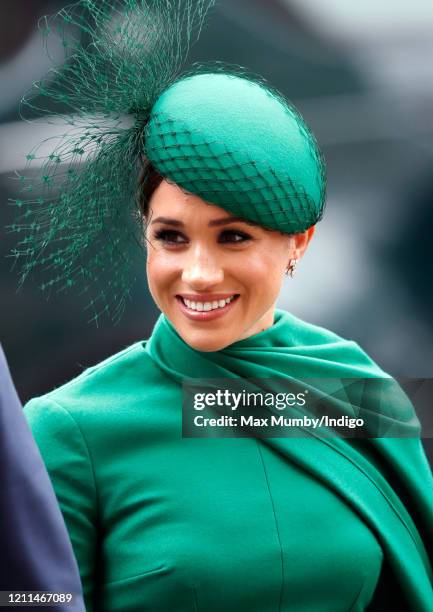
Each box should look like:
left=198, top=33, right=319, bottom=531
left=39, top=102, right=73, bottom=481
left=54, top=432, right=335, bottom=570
left=152, top=229, right=252, bottom=245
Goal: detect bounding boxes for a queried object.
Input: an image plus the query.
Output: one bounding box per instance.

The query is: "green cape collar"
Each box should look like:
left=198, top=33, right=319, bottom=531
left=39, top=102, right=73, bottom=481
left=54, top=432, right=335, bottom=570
left=146, top=308, right=433, bottom=609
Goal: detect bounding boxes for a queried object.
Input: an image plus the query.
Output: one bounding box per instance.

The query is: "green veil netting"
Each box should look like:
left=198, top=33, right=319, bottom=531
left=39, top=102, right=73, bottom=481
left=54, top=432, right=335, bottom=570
left=8, top=0, right=216, bottom=324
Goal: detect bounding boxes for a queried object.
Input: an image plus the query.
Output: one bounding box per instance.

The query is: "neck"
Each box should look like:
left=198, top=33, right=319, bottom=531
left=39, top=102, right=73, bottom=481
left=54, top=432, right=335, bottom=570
left=236, top=305, right=276, bottom=342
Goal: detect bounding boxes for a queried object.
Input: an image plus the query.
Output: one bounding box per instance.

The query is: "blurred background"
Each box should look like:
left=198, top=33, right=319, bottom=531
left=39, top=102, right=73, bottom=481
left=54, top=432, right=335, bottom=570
left=1, top=0, right=432, bottom=421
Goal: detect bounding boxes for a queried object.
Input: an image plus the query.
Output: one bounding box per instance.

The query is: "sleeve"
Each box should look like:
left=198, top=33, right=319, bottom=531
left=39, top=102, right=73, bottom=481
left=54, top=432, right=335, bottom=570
left=24, top=397, right=98, bottom=612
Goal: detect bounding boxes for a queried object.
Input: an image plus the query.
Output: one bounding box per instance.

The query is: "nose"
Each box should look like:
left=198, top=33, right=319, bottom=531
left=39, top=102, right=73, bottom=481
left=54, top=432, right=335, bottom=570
left=181, top=245, right=224, bottom=289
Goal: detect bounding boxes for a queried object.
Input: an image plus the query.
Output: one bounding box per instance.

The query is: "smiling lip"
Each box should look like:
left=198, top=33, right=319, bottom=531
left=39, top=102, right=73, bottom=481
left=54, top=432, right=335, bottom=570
left=176, top=293, right=240, bottom=322
left=177, top=293, right=238, bottom=301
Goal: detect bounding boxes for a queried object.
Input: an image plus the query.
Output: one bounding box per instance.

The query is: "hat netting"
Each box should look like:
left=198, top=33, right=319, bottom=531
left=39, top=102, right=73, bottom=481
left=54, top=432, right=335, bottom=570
left=145, top=72, right=326, bottom=234
left=8, top=0, right=216, bottom=324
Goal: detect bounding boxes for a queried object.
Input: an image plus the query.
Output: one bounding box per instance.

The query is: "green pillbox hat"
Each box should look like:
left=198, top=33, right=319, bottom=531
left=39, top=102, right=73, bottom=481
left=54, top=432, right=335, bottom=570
left=145, top=72, right=326, bottom=233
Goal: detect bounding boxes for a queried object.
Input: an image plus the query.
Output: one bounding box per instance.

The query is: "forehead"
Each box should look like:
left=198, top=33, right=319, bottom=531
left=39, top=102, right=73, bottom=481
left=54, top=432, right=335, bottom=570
left=149, top=179, right=235, bottom=221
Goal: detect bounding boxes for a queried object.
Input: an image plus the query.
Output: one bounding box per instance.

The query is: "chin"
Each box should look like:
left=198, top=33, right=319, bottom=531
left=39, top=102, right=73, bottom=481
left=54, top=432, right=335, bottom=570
left=180, top=330, right=233, bottom=353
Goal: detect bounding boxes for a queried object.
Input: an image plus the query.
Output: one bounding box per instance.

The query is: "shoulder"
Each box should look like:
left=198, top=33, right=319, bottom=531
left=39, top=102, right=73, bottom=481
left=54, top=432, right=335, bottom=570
left=279, top=309, right=388, bottom=376
left=283, top=310, right=347, bottom=344
left=23, top=339, right=167, bottom=431
left=281, top=308, right=360, bottom=346
left=279, top=310, right=422, bottom=430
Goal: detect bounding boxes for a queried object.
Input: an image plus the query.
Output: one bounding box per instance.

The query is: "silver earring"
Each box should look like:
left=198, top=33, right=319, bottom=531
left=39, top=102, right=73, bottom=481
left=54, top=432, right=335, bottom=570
left=285, top=258, right=298, bottom=278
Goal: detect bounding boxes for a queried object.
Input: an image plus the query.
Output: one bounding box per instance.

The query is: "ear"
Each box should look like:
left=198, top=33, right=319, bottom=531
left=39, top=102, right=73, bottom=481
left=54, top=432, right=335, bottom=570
left=291, top=225, right=316, bottom=259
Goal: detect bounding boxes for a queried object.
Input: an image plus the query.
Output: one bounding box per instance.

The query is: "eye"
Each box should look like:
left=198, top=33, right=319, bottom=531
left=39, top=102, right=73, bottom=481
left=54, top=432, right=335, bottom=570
left=218, top=229, right=252, bottom=244
left=152, top=229, right=187, bottom=245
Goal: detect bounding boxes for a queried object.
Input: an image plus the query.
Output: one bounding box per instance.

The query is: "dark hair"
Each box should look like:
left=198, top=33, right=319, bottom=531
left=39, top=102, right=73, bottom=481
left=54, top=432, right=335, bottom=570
left=137, top=159, right=164, bottom=218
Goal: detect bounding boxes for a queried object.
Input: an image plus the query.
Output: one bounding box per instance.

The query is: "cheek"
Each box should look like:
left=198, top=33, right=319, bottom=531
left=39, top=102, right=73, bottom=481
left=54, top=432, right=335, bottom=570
left=237, top=250, right=285, bottom=299
left=249, top=263, right=283, bottom=295
left=233, top=254, right=284, bottom=310
left=146, top=250, right=177, bottom=299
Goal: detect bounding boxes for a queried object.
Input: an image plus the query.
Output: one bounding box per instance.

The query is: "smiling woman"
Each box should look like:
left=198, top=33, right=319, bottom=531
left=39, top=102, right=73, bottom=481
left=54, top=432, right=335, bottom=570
left=17, top=1, right=433, bottom=611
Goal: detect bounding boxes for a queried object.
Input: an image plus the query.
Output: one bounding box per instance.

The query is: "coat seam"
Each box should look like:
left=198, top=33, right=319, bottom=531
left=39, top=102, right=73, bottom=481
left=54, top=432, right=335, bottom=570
left=256, top=440, right=284, bottom=612
left=48, top=398, right=100, bottom=523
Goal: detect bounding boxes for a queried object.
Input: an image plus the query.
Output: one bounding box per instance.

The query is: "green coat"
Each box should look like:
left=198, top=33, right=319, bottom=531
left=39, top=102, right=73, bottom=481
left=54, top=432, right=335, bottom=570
left=24, top=309, right=433, bottom=611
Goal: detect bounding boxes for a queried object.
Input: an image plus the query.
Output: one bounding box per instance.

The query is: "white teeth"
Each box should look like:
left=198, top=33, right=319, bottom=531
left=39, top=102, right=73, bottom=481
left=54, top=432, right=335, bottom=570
left=181, top=295, right=237, bottom=311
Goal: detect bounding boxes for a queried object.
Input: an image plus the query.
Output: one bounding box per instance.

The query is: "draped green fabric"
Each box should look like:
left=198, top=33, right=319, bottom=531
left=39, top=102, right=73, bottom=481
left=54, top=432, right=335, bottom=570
left=24, top=308, right=433, bottom=610
left=146, top=308, right=433, bottom=610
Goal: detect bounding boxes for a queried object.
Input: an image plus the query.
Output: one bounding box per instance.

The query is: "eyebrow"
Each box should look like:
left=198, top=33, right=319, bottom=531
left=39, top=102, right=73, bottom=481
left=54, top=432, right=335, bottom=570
left=150, top=216, right=259, bottom=228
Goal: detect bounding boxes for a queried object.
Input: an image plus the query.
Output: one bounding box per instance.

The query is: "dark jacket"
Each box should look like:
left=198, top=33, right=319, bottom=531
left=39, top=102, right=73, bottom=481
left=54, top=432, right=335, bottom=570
left=0, top=345, right=85, bottom=611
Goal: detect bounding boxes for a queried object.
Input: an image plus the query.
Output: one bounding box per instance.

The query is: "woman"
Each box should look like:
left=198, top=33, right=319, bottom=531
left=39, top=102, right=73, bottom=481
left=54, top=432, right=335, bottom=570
left=14, top=1, right=433, bottom=611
